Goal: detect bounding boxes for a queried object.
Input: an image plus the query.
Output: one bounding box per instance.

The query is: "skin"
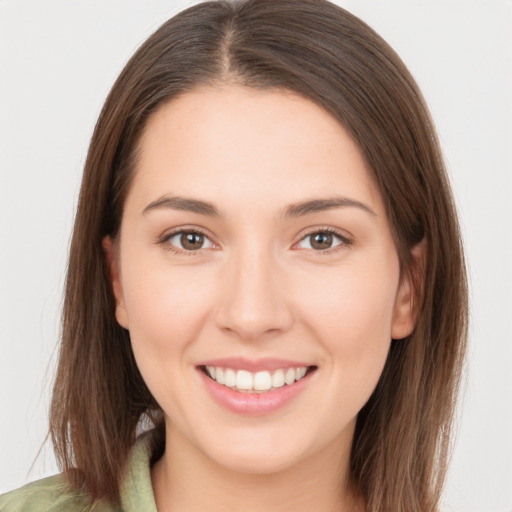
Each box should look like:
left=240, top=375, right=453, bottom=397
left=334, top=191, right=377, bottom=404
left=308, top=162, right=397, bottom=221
left=105, top=85, right=418, bottom=512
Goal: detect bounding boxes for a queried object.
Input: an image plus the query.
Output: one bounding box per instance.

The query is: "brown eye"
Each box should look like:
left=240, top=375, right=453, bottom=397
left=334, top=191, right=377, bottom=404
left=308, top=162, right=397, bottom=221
left=181, top=232, right=204, bottom=250
left=296, top=230, right=345, bottom=251
left=166, top=230, right=215, bottom=252
left=310, top=232, right=333, bottom=250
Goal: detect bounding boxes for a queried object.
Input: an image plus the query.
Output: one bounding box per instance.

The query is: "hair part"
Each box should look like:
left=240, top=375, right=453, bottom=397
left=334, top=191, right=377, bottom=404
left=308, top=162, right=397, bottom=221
left=50, top=1, right=468, bottom=510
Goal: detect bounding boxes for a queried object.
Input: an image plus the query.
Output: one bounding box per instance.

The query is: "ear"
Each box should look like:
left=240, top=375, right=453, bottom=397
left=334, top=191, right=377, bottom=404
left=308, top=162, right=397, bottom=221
left=102, top=236, right=129, bottom=329
left=391, top=239, right=427, bottom=340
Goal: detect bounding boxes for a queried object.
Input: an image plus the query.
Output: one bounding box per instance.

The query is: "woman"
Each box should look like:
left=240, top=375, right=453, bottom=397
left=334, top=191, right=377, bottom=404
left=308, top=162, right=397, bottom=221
left=0, top=0, right=467, bottom=511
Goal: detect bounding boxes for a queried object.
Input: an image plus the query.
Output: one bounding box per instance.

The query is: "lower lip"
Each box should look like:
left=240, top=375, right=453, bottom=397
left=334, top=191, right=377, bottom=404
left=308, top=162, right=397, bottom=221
left=198, top=369, right=313, bottom=415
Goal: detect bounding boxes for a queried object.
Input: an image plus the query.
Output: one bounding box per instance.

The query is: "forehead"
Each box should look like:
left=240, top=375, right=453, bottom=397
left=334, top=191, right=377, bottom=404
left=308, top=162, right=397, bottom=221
left=128, top=85, right=384, bottom=216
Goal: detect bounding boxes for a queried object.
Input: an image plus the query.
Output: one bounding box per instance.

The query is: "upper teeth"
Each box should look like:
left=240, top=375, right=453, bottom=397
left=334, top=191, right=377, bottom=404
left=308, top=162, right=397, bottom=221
left=205, top=366, right=308, bottom=392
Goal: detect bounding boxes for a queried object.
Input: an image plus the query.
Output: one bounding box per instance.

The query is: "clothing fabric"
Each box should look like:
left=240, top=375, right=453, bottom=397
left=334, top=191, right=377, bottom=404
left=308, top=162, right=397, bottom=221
left=0, top=433, right=158, bottom=512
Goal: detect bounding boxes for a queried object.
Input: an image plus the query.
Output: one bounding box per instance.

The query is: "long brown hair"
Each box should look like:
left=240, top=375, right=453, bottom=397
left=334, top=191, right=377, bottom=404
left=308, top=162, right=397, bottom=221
left=50, top=1, right=468, bottom=510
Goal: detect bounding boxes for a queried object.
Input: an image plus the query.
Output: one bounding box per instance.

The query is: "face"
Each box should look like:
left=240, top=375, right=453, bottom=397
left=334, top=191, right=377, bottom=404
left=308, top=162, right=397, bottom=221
left=106, top=85, right=416, bottom=475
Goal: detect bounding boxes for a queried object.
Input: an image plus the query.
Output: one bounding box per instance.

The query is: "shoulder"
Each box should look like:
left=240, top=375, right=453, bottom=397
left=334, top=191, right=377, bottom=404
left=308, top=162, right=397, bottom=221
left=0, top=474, right=116, bottom=512
left=0, top=430, right=158, bottom=512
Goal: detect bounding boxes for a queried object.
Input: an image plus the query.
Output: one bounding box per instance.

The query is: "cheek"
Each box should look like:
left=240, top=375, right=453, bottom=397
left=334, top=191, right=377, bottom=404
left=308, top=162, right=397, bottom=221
left=297, top=257, right=399, bottom=393
left=119, top=254, right=218, bottom=393
left=300, top=258, right=399, bottom=333
left=123, top=256, right=214, bottom=336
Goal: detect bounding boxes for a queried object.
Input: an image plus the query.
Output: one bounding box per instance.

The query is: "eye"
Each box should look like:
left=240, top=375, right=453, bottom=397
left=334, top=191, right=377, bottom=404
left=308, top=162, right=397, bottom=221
left=164, top=230, right=216, bottom=252
left=296, top=230, right=349, bottom=251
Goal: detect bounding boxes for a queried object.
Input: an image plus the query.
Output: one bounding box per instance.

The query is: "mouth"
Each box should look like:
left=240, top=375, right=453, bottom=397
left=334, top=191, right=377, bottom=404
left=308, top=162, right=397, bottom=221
left=199, top=364, right=318, bottom=394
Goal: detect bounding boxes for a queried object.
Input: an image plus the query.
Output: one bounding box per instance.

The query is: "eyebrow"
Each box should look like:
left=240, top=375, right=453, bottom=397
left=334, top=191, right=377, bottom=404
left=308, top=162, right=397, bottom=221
left=143, top=195, right=220, bottom=216
left=142, top=194, right=376, bottom=218
left=284, top=197, right=376, bottom=218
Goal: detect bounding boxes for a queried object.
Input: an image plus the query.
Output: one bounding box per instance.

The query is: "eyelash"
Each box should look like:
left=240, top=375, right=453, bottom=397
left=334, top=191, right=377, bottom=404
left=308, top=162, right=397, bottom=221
left=157, top=227, right=352, bottom=255
left=294, top=227, right=352, bottom=254
left=157, top=228, right=217, bottom=255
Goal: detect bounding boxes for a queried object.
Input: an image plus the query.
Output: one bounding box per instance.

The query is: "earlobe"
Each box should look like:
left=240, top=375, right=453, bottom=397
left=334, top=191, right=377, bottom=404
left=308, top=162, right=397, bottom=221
left=391, top=239, right=427, bottom=340
left=102, top=236, right=129, bottom=329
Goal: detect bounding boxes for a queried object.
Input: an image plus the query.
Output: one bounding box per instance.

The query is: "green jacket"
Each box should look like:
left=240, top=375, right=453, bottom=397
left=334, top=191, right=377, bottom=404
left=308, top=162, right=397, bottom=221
left=0, top=434, right=157, bottom=512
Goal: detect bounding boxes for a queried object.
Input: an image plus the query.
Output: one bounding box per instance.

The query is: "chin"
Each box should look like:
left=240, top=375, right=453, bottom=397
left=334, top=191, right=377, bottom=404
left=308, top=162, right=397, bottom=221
left=208, top=443, right=305, bottom=475
left=191, top=422, right=325, bottom=476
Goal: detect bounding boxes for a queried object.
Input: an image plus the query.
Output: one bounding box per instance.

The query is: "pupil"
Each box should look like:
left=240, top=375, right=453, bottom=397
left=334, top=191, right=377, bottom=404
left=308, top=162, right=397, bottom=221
left=311, top=232, right=332, bottom=250
left=181, top=232, right=203, bottom=250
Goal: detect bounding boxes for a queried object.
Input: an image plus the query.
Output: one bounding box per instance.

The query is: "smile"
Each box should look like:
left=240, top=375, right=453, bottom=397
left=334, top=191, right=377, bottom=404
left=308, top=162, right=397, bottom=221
left=198, top=362, right=317, bottom=415
left=202, top=365, right=313, bottom=393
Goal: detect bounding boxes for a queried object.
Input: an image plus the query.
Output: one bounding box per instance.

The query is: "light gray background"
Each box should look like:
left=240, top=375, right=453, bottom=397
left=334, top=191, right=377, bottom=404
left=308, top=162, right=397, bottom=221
left=1, top=1, right=511, bottom=510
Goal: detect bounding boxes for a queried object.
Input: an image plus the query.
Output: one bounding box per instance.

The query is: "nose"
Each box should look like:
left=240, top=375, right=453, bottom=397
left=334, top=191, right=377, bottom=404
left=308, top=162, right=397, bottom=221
left=214, top=244, right=294, bottom=341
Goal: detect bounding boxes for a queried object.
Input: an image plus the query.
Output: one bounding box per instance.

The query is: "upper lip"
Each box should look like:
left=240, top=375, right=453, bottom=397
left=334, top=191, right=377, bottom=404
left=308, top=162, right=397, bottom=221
left=196, top=357, right=315, bottom=372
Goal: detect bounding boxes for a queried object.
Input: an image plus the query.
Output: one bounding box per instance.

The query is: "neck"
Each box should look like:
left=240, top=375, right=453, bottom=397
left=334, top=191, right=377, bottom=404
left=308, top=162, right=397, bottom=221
left=151, top=423, right=364, bottom=512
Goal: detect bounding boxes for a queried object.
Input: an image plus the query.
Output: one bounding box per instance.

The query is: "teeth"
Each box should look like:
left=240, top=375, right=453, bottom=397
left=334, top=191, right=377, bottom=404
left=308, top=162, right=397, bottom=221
left=205, top=365, right=310, bottom=392
left=254, top=371, right=272, bottom=391
left=236, top=370, right=253, bottom=390
left=272, top=369, right=285, bottom=388
left=284, top=368, right=296, bottom=385
left=224, top=368, right=236, bottom=388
